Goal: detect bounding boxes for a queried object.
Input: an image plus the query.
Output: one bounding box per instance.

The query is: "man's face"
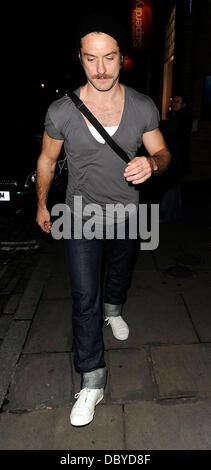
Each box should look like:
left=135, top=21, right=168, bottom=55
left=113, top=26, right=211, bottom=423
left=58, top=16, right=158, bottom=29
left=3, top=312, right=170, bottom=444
left=172, top=96, right=186, bottom=112
left=79, top=32, right=122, bottom=92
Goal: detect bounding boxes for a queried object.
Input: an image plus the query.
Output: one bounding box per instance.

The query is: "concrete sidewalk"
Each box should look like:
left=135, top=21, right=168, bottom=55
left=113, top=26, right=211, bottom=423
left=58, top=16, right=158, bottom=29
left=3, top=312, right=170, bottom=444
left=0, top=195, right=211, bottom=450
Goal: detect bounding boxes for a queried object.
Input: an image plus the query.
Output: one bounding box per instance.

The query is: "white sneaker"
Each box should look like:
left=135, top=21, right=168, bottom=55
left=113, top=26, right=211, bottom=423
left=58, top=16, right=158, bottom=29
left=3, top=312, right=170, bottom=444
left=105, top=315, right=129, bottom=340
left=70, top=387, right=104, bottom=426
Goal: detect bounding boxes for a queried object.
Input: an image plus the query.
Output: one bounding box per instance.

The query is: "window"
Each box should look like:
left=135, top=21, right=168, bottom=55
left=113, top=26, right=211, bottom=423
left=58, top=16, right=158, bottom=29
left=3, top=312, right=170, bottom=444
left=202, top=75, right=211, bottom=120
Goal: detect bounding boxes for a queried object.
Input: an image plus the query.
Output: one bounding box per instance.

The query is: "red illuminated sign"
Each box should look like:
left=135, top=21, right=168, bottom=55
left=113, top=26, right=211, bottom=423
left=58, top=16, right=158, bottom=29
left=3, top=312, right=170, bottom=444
left=131, top=0, right=153, bottom=51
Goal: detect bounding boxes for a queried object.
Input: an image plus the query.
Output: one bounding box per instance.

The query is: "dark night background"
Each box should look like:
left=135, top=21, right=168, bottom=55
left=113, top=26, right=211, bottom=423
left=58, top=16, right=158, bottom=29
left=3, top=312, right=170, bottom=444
left=5, top=0, right=167, bottom=131
left=3, top=0, right=211, bottom=191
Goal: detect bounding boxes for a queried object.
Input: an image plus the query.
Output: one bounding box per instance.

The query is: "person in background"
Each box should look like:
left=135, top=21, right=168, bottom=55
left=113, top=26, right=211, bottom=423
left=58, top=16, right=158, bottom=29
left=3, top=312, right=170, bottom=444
left=159, top=93, right=192, bottom=222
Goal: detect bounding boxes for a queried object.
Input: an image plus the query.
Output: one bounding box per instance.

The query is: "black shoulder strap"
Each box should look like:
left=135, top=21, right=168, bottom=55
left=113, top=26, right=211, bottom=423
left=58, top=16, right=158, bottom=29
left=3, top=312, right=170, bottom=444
left=69, top=92, right=130, bottom=164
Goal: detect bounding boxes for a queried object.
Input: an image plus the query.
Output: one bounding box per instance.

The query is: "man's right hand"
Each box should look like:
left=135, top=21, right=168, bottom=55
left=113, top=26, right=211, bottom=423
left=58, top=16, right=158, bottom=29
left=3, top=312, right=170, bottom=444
left=36, top=206, right=52, bottom=233
left=36, top=131, right=64, bottom=234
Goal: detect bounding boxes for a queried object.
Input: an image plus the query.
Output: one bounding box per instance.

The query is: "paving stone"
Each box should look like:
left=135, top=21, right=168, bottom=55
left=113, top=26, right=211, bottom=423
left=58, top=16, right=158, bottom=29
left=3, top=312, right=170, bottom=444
left=0, top=315, right=12, bottom=339
left=179, top=239, right=211, bottom=271
left=182, top=288, right=211, bottom=341
left=6, top=353, right=72, bottom=411
left=156, top=225, right=209, bottom=275
left=0, top=264, right=8, bottom=281
left=133, top=251, right=156, bottom=272
left=0, top=405, right=123, bottom=450
left=42, top=275, right=71, bottom=299
left=3, top=293, right=22, bottom=314
left=49, top=239, right=68, bottom=270
left=103, top=292, right=197, bottom=349
left=152, top=240, right=182, bottom=272
left=128, top=270, right=166, bottom=296
left=151, top=344, right=211, bottom=399
left=24, top=299, right=72, bottom=353
left=0, top=320, right=30, bottom=409
left=160, top=270, right=211, bottom=294
left=124, top=399, right=211, bottom=450
left=40, top=239, right=57, bottom=254
left=41, top=239, right=71, bottom=300
left=108, top=349, right=154, bottom=402
left=0, top=261, right=18, bottom=292
left=1, top=274, right=20, bottom=295
left=15, top=253, right=54, bottom=319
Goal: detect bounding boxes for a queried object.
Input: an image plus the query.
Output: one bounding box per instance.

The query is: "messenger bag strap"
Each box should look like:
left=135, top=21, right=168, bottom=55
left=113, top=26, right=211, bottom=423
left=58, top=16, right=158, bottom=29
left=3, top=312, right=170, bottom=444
left=69, top=92, right=130, bottom=164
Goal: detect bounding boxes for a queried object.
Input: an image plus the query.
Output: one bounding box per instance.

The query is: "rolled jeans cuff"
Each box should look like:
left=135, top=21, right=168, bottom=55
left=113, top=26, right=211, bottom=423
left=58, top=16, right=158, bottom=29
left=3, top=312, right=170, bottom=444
left=104, top=303, right=122, bottom=317
left=82, top=367, right=107, bottom=389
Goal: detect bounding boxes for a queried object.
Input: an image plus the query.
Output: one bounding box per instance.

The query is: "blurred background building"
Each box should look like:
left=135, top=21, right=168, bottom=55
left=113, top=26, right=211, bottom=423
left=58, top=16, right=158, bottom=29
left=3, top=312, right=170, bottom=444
left=124, top=0, right=211, bottom=181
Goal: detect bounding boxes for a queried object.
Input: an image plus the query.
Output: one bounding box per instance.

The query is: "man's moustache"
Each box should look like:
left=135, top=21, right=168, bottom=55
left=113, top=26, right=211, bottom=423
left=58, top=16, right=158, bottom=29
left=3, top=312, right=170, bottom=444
left=92, top=75, right=113, bottom=79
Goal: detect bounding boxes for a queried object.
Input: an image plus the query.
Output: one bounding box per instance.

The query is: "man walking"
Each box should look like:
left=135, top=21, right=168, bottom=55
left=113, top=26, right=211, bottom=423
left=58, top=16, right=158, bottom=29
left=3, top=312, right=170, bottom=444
left=36, top=14, right=171, bottom=427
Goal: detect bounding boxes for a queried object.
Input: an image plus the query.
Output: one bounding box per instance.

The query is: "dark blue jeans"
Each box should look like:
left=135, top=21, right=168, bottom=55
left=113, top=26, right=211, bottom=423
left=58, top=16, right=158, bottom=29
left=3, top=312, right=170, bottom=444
left=65, top=218, right=138, bottom=389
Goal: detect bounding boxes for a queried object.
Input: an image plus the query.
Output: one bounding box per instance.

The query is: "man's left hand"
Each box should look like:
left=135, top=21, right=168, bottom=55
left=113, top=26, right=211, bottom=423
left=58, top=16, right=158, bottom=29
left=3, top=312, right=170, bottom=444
left=124, top=156, right=155, bottom=184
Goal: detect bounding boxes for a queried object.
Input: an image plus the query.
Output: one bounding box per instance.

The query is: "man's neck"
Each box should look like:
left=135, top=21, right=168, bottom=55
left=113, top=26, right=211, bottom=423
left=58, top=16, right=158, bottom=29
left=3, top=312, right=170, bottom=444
left=81, top=81, right=124, bottom=105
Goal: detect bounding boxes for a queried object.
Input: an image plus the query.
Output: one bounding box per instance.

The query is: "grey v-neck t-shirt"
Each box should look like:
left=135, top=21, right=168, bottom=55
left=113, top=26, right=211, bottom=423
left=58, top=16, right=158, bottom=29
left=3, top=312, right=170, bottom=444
left=44, top=85, right=160, bottom=222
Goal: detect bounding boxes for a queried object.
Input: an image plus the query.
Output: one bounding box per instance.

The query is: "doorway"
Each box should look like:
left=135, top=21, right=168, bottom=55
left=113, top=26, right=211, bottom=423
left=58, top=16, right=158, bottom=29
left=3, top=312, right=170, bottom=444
left=162, top=55, right=174, bottom=120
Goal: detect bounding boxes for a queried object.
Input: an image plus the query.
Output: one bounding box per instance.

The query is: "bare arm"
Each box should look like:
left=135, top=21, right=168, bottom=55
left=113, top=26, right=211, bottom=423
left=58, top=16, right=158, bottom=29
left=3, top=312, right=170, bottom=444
left=124, top=128, right=171, bottom=184
left=36, top=131, right=64, bottom=232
